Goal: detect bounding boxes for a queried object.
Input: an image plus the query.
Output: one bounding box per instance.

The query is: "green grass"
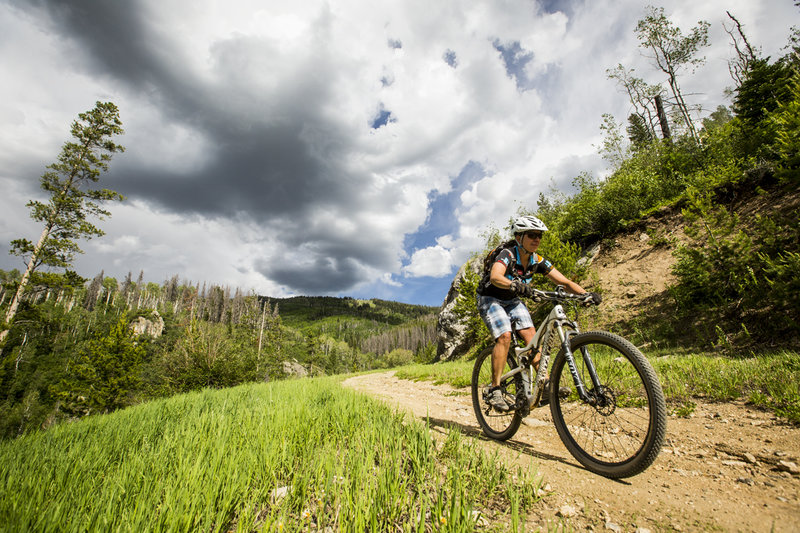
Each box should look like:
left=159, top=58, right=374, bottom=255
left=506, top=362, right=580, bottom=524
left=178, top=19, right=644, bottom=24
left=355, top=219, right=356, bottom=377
left=396, top=350, right=800, bottom=423
left=652, top=350, right=800, bottom=423
left=0, top=377, right=542, bottom=532
left=397, top=360, right=475, bottom=389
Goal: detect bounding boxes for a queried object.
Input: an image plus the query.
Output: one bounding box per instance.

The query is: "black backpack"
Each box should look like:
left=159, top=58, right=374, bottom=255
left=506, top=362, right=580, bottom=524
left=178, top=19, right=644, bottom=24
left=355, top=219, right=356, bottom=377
left=481, top=239, right=517, bottom=279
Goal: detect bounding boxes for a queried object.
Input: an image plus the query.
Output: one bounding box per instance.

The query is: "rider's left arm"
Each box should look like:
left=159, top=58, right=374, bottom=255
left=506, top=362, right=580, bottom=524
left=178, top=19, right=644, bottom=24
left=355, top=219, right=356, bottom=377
left=546, top=268, right=586, bottom=295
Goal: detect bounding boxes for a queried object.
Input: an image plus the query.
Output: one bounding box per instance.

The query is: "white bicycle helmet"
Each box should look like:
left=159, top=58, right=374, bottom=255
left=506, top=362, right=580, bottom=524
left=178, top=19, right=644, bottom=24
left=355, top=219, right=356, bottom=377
left=511, top=215, right=548, bottom=234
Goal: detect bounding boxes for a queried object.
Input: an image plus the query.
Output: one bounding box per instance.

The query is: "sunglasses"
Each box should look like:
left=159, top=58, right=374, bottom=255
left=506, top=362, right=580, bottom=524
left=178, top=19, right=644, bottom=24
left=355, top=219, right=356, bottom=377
left=525, top=232, right=543, bottom=239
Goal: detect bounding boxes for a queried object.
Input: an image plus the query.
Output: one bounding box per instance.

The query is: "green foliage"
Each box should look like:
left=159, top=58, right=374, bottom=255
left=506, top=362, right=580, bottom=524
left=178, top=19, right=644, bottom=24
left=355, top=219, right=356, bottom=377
left=545, top=144, right=686, bottom=244
left=57, top=319, right=145, bottom=415
left=157, top=321, right=262, bottom=393
left=9, top=102, right=124, bottom=270
left=2, top=102, right=125, bottom=346
left=670, top=400, right=696, bottom=418
left=770, top=69, right=800, bottom=181
left=627, top=113, right=655, bottom=150
left=276, top=296, right=435, bottom=329
left=733, top=58, right=796, bottom=162
left=380, top=348, right=415, bottom=368
left=634, top=5, right=710, bottom=142
left=599, top=113, right=628, bottom=168
left=0, top=269, right=437, bottom=438
left=634, top=6, right=710, bottom=74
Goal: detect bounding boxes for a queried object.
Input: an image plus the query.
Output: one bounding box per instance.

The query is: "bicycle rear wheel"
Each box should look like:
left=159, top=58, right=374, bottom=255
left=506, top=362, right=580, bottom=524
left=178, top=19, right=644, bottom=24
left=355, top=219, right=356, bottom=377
left=549, top=331, right=666, bottom=478
left=471, top=346, right=523, bottom=440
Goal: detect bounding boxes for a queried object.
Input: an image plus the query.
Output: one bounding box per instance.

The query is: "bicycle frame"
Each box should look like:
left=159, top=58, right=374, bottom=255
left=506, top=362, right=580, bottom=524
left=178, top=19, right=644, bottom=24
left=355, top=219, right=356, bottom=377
left=498, top=296, right=602, bottom=410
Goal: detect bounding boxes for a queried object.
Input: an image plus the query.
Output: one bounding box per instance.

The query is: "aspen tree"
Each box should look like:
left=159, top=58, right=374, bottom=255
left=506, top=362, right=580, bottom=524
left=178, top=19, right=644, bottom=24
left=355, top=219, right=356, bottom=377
left=635, top=6, right=710, bottom=144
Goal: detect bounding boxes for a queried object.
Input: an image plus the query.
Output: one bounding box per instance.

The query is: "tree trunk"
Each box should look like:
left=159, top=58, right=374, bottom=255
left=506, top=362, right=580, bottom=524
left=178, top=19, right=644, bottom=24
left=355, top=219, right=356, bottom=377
left=257, top=303, right=267, bottom=358
left=654, top=94, right=671, bottom=139
left=668, top=74, right=700, bottom=143
left=0, top=225, right=50, bottom=347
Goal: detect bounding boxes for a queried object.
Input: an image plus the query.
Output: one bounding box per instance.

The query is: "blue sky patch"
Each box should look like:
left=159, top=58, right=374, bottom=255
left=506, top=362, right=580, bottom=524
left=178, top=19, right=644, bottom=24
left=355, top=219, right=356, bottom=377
left=403, top=161, right=486, bottom=253
left=493, top=39, right=535, bottom=90
left=371, top=106, right=395, bottom=129
left=443, top=49, right=458, bottom=67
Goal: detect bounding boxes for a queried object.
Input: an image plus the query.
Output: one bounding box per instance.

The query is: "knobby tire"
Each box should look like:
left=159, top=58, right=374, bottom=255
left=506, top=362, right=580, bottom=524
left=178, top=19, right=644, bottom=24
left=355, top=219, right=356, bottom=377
left=471, top=346, right=523, bottom=440
left=549, top=330, right=666, bottom=478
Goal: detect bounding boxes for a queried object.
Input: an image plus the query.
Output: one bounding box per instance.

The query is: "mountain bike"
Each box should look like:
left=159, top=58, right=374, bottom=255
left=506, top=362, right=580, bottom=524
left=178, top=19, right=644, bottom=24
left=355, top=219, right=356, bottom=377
left=471, top=286, right=666, bottom=478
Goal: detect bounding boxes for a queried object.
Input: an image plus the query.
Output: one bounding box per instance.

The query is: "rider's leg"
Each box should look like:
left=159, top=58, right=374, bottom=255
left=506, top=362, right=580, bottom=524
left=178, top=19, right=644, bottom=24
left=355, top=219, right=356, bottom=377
left=491, top=332, right=512, bottom=387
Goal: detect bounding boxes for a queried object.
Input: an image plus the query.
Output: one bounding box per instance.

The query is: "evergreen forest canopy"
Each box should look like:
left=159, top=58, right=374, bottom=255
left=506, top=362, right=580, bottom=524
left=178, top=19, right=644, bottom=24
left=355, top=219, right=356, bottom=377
left=0, top=271, right=438, bottom=439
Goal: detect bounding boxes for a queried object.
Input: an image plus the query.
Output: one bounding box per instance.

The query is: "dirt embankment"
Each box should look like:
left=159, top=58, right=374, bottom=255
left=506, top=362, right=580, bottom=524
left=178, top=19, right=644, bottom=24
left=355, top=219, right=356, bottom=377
left=343, top=372, right=800, bottom=532
left=581, top=183, right=800, bottom=337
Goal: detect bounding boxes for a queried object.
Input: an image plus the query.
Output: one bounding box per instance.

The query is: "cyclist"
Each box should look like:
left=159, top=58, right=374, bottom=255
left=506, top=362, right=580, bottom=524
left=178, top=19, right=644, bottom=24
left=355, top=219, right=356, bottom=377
left=476, top=215, right=600, bottom=411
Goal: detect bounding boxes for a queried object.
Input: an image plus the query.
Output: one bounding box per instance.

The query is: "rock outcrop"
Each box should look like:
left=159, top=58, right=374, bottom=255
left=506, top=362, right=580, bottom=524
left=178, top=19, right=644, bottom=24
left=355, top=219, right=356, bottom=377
left=130, top=310, right=165, bottom=338
left=282, top=359, right=309, bottom=378
left=436, top=257, right=481, bottom=361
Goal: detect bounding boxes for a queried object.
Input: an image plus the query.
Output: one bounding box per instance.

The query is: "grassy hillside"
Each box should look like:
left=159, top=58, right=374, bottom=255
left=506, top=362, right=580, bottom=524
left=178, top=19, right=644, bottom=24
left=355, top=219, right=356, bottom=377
left=274, top=296, right=437, bottom=348
left=0, top=283, right=438, bottom=439
left=273, top=296, right=439, bottom=370
left=0, top=376, right=541, bottom=532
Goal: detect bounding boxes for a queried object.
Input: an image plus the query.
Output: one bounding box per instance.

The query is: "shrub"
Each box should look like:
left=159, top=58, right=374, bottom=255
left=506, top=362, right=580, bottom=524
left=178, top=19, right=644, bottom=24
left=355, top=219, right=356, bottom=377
left=57, top=319, right=146, bottom=415
left=670, top=190, right=800, bottom=344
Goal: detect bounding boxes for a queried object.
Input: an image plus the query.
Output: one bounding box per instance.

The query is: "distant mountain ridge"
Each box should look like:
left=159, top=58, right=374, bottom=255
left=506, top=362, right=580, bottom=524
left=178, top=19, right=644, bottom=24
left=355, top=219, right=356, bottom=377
left=266, top=295, right=437, bottom=329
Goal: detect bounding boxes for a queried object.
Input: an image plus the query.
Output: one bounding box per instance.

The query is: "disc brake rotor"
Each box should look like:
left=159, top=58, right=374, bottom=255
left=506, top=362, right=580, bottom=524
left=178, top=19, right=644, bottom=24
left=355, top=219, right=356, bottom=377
left=592, top=386, right=617, bottom=416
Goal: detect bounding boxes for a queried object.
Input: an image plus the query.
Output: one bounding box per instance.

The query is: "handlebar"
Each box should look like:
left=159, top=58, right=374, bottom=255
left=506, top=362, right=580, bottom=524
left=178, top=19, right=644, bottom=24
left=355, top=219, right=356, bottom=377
left=531, top=285, right=597, bottom=305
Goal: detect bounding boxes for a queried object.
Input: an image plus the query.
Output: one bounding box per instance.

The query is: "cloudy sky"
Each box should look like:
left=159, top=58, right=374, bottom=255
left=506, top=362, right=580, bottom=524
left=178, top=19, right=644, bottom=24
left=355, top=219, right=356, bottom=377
left=0, top=0, right=796, bottom=306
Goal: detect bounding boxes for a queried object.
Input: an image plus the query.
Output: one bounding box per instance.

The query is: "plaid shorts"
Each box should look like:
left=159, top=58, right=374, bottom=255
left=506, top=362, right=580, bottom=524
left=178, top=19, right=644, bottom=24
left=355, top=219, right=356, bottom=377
left=477, top=295, right=534, bottom=340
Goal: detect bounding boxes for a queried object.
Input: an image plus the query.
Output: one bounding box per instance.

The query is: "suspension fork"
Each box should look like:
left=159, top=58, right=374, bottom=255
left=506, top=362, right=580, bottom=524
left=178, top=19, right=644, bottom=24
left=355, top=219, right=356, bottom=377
left=558, top=323, right=602, bottom=403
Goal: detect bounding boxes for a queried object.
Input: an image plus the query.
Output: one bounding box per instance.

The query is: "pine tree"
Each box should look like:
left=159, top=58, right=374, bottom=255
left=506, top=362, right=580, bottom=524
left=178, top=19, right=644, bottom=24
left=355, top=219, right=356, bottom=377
left=1, top=102, right=124, bottom=347
left=60, top=319, right=145, bottom=414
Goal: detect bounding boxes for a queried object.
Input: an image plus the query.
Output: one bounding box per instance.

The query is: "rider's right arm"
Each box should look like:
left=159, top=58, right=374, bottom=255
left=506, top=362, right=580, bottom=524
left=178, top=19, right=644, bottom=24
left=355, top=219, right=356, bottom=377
left=489, top=261, right=512, bottom=290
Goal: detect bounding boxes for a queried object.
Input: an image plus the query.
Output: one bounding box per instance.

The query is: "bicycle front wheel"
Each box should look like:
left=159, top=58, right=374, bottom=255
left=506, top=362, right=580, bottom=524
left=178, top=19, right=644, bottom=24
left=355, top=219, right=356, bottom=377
left=471, top=346, right=523, bottom=440
left=550, top=331, right=666, bottom=478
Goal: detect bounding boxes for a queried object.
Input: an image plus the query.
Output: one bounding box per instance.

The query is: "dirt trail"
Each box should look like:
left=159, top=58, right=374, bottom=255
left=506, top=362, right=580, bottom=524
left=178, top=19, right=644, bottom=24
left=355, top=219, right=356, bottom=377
left=343, top=372, right=800, bottom=532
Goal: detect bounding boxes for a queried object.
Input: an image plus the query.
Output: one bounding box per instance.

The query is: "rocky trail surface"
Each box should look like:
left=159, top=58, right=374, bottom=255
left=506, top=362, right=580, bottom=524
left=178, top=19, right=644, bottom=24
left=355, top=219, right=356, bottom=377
left=343, top=372, right=800, bottom=532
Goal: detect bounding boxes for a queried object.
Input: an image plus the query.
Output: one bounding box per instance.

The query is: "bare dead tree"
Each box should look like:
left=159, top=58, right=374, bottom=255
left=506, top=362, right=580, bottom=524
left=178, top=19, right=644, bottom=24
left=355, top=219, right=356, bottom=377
left=724, top=11, right=759, bottom=86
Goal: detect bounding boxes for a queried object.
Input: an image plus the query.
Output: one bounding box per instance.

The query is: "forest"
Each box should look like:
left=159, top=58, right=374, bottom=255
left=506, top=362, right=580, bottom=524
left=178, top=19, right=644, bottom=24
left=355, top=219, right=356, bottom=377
left=0, top=271, right=438, bottom=439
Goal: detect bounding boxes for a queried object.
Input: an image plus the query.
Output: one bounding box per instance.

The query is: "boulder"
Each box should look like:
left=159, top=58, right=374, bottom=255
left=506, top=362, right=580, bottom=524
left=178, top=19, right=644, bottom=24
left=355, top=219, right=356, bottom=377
left=129, top=310, right=164, bottom=338
left=282, top=359, right=309, bottom=378
left=436, top=257, right=481, bottom=361
left=577, top=242, right=601, bottom=267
